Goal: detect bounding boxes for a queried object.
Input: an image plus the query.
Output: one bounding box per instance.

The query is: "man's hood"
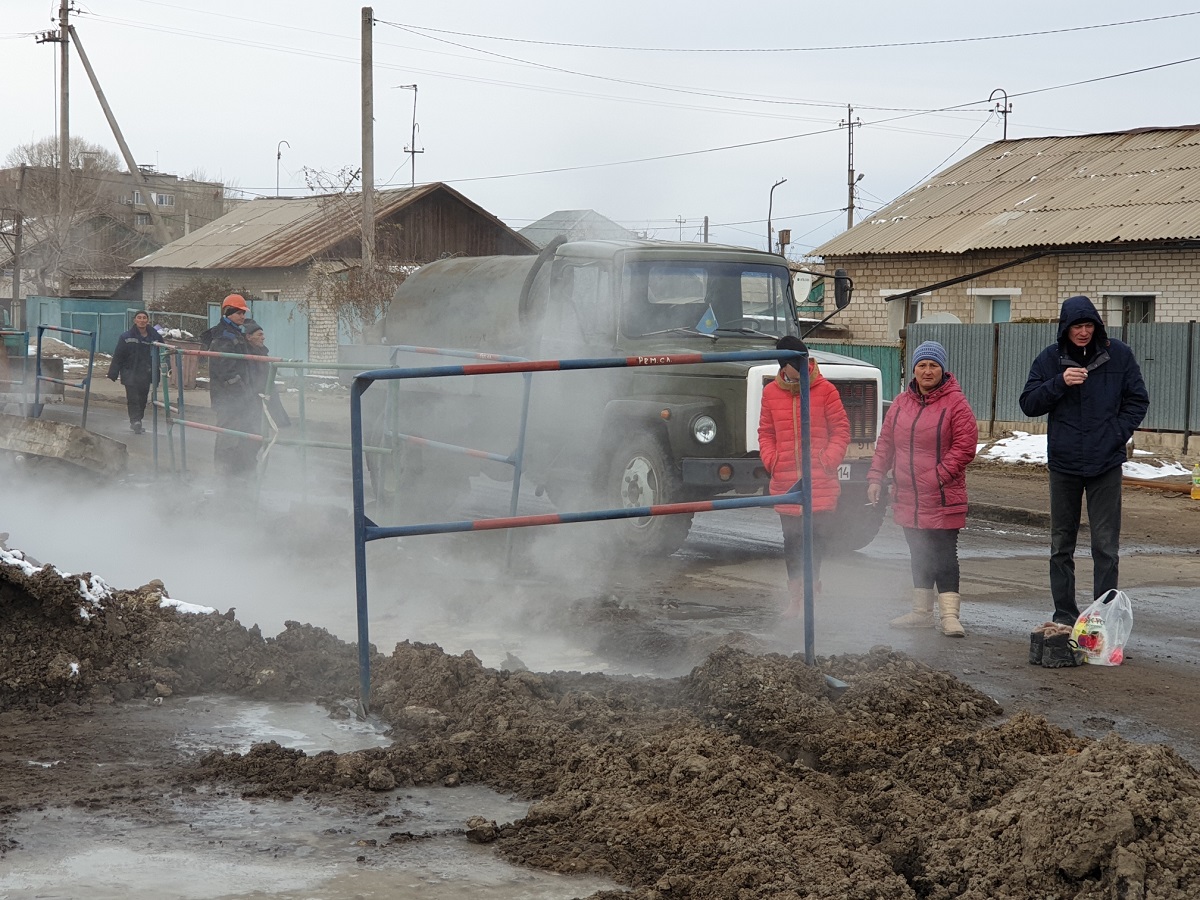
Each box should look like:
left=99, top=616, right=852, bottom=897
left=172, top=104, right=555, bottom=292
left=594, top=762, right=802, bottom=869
left=1057, top=295, right=1108, bottom=346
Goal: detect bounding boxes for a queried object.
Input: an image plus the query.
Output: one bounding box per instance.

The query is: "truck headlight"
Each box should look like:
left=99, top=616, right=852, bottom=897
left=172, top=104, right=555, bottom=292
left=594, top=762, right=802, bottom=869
left=692, top=415, right=717, bottom=444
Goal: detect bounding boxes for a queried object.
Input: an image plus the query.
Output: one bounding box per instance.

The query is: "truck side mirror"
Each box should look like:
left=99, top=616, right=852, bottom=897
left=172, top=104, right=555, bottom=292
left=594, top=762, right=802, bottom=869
left=834, top=269, right=853, bottom=309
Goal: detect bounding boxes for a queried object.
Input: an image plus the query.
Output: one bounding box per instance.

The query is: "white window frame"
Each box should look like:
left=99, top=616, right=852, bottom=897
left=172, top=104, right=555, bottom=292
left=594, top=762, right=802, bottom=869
left=1101, top=293, right=1156, bottom=326
left=967, top=287, right=1020, bottom=323
left=153, top=193, right=175, bottom=207
left=134, top=213, right=152, bottom=226
left=262, top=290, right=281, bottom=302
left=882, top=290, right=927, bottom=341
left=132, top=190, right=143, bottom=205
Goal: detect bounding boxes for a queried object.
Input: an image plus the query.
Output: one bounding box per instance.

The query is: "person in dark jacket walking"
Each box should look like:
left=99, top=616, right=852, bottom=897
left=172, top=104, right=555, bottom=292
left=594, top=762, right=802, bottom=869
left=1019, top=295, right=1149, bottom=627
left=208, top=294, right=258, bottom=477
left=758, top=336, right=851, bottom=618
left=867, top=341, right=977, bottom=636
left=106, top=310, right=161, bottom=433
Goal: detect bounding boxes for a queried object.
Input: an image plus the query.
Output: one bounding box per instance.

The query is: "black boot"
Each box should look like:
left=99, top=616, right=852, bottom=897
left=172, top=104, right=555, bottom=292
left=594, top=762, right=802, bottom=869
left=1041, top=632, right=1085, bottom=668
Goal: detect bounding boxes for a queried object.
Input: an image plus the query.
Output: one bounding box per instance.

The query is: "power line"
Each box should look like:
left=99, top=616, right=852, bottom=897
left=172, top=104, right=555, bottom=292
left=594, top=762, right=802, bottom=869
left=387, top=10, right=1200, bottom=53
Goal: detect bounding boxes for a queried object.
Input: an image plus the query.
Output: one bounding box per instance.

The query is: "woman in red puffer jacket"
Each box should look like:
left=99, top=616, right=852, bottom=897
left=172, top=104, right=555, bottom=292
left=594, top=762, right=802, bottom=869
left=758, top=336, right=851, bottom=618
left=867, top=340, right=977, bottom=637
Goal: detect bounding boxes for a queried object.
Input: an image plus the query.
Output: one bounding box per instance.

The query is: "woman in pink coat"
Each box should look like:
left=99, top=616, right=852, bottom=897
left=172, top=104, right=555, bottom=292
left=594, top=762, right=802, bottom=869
left=759, top=336, right=851, bottom=618
left=867, top=341, right=977, bottom=636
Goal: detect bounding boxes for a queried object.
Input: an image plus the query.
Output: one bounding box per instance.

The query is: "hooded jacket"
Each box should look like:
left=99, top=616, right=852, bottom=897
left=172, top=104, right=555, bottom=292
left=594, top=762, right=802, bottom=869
left=757, top=359, right=851, bottom=516
left=868, top=372, right=977, bottom=530
left=107, top=325, right=160, bottom=387
left=1019, top=295, right=1149, bottom=477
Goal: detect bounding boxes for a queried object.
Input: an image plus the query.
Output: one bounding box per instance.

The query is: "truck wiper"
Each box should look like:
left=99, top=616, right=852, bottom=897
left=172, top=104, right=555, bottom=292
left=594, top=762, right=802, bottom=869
left=712, top=327, right=776, bottom=339
left=634, top=326, right=713, bottom=339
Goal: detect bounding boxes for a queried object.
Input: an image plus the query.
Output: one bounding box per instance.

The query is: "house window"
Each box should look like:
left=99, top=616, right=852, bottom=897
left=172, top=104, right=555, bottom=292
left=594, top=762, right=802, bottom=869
left=1102, top=294, right=1155, bottom=325
left=135, top=213, right=151, bottom=226
left=153, top=193, right=175, bottom=207
left=882, top=290, right=926, bottom=340
left=968, top=287, right=1018, bottom=323
left=132, top=190, right=142, bottom=205
left=262, top=291, right=281, bottom=302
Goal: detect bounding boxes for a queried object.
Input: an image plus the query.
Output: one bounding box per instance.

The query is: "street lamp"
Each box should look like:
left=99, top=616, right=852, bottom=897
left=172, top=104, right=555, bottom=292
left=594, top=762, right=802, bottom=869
left=276, top=140, right=290, bottom=197
left=767, top=178, right=787, bottom=252
left=395, top=84, right=421, bottom=187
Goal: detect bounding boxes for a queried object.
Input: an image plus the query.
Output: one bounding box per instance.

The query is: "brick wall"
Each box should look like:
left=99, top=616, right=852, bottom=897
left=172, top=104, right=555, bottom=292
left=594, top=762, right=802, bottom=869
left=822, top=249, right=1200, bottom=341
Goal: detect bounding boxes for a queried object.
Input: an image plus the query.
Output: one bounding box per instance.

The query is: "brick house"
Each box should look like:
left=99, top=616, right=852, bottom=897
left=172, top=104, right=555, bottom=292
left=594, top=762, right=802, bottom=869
left=812, top=126, right=1200, bottom=341
left=130, top=182, right=537, bottom=361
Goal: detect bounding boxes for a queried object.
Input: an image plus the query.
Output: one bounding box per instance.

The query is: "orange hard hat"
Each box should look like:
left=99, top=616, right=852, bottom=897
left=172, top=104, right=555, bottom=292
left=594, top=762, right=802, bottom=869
left=222, top=293, right=248, bottom=312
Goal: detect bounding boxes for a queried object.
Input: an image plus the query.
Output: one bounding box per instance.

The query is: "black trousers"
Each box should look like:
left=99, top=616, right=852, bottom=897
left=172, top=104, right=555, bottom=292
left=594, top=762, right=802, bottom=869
left=779, top=512, right=830, bottom=583
left=123, top=380, right=150, bottom=424
left=1048, top=465, right=1123, bottom=626
left=902, top=527, right=961, bottom=593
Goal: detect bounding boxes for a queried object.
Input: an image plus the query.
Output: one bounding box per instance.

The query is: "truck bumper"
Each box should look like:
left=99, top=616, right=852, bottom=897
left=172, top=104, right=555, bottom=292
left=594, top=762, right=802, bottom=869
left=681, top=457, right=875, bottom=493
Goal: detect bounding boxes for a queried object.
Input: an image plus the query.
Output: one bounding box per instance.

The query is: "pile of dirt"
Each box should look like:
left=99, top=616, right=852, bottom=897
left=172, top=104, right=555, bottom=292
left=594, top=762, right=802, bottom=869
left=4, top=546, right=1200, bottom=899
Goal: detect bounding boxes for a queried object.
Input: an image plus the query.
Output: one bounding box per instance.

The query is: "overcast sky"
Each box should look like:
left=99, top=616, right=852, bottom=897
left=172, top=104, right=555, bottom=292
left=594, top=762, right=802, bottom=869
left=7, top=0, right=1200, bottom=254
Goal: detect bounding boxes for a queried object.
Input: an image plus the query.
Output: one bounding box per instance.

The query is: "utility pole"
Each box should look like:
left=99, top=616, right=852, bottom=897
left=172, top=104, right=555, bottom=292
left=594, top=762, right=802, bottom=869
left=989, top=88, right=1012, bottom=141
left=675, top=215, right=686, bottom=241
left=703, top=215, right=709, bottom=244
left=361, top=7, right=375, bottom=292
left=68, top=25, right=171, bottom=246
left=396, top=84, right=422, bottom=187
left=767, top=177, right=786, bottom=252
left=58, top=0, right=70, bottom=237
left=840, top=105, right=862, bottom=230
left=35, top=2, right=71, bottom=293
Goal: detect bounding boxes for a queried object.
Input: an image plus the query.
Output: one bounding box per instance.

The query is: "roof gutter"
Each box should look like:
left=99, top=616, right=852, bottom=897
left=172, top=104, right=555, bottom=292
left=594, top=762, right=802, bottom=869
left=883, top=241, right=1200, bottom=304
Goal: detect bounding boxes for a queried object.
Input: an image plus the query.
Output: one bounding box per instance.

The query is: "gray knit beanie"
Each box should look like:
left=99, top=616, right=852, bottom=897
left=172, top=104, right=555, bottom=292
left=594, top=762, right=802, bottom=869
left=911, top=340, right=948, bottom=371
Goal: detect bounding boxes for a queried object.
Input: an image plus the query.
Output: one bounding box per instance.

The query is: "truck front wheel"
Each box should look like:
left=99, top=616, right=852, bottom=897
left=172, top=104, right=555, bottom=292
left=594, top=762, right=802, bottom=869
left=605, top=436, right=692, bottom=557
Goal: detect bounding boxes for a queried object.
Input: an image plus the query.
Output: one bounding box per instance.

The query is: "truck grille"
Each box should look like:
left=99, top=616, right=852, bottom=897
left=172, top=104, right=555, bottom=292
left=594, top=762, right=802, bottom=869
left=833, top=380, right=878, bottom=443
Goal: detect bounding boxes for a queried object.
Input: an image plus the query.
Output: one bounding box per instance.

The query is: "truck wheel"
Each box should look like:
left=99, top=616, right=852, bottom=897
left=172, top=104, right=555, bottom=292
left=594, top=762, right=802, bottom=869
left=605, top=437, right=692, bottom=556
left=827, top=485, right=885, bottom=553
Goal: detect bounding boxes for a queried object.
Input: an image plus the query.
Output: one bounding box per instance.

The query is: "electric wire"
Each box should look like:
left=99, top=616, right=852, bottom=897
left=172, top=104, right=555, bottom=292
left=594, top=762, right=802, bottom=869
left=386, top=11, right=1200, bottom=53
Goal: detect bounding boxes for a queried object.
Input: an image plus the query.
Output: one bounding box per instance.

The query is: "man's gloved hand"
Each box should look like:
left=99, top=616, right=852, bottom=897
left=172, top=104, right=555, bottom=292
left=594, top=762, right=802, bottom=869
left=107, top=374, right=118, bottom=382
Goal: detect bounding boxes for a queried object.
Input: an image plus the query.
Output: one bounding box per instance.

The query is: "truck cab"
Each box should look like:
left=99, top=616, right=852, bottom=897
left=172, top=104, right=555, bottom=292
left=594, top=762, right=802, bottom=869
left=348, top=239, right=884, bottom=556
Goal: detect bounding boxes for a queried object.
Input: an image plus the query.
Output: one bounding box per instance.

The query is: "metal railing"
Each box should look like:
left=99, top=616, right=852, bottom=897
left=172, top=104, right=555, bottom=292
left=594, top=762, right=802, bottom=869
left=348, top=347, right=821, bottom=716
left=35, top=325, right=97, bottom=428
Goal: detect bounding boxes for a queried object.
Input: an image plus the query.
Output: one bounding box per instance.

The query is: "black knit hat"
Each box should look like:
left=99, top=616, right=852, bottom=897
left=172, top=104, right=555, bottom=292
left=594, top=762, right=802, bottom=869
left=243, top=318, right=263, bottom=336
left=775, top=334, right=808, bottom=367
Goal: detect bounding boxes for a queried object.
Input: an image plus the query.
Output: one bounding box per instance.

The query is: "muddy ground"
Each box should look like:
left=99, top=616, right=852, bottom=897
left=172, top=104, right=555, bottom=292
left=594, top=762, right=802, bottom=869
left=4, top=460, right=1200, bottom=899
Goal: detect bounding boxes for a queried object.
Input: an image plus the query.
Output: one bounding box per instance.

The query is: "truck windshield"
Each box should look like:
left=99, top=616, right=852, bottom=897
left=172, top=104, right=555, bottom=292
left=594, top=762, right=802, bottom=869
left=621, top=260, right=794, bottom=338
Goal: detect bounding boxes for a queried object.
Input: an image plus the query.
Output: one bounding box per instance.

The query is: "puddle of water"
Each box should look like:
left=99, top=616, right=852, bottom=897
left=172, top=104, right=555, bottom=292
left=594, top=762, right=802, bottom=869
left=0, top=698, right=620, bottom=900
left=2, top=792, right=619, bottom=900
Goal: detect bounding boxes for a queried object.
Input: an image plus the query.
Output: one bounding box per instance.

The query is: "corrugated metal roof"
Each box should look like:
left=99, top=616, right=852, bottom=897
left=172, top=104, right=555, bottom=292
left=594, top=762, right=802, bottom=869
left=132, top=183, right=533, bottom=269
left=518, top=209, right=638, bottom=248
left=814, top=127, right=1200, bottom=257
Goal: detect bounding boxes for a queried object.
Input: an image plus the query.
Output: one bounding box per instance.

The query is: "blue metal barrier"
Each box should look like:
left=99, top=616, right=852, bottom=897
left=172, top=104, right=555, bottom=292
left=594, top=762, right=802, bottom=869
left=34, top=325, right=97, bottom=428
left=349, top=348, right=817, bottom=715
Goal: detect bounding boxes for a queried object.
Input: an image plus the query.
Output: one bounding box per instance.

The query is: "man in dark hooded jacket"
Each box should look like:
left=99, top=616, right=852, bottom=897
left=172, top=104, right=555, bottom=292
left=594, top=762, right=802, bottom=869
left=1019, top=295, right=1149, bottom=627
left=107, top=310, right=161, bottom=434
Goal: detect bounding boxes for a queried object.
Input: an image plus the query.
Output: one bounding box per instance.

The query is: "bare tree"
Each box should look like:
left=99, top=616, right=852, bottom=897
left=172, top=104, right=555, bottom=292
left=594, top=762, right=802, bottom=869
left=1, top=136, right=123, bottom=295
left=298, top=166, right=412, bottom=343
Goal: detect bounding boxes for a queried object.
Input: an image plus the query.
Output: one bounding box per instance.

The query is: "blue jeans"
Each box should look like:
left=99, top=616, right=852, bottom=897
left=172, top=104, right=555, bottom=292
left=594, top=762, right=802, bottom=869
left=1048, top=466, right=1123, bottom=625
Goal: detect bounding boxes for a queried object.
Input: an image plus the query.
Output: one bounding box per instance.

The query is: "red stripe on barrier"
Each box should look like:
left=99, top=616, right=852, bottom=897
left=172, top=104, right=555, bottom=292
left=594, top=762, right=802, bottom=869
left=462, top=359, right=561, bottom=375
left=649, top=500, right=719, bottom=515
left=474, top=513, right=562, bottom=530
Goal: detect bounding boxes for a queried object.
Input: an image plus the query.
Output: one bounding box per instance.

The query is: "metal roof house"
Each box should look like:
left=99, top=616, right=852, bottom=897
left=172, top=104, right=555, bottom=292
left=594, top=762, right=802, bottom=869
left=812, top=126, right=1200, bottom=341
left=130, top=182, right=537, bottom=359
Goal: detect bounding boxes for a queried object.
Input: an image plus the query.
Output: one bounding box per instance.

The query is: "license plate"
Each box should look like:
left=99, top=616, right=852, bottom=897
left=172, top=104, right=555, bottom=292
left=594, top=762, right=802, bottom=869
left=837, top=464, right=851, bottom=481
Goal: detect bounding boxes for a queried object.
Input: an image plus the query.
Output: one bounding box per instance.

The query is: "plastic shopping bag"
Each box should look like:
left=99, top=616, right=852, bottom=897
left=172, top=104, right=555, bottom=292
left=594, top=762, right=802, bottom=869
left=1071, top=589, right=1133, bottom=666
